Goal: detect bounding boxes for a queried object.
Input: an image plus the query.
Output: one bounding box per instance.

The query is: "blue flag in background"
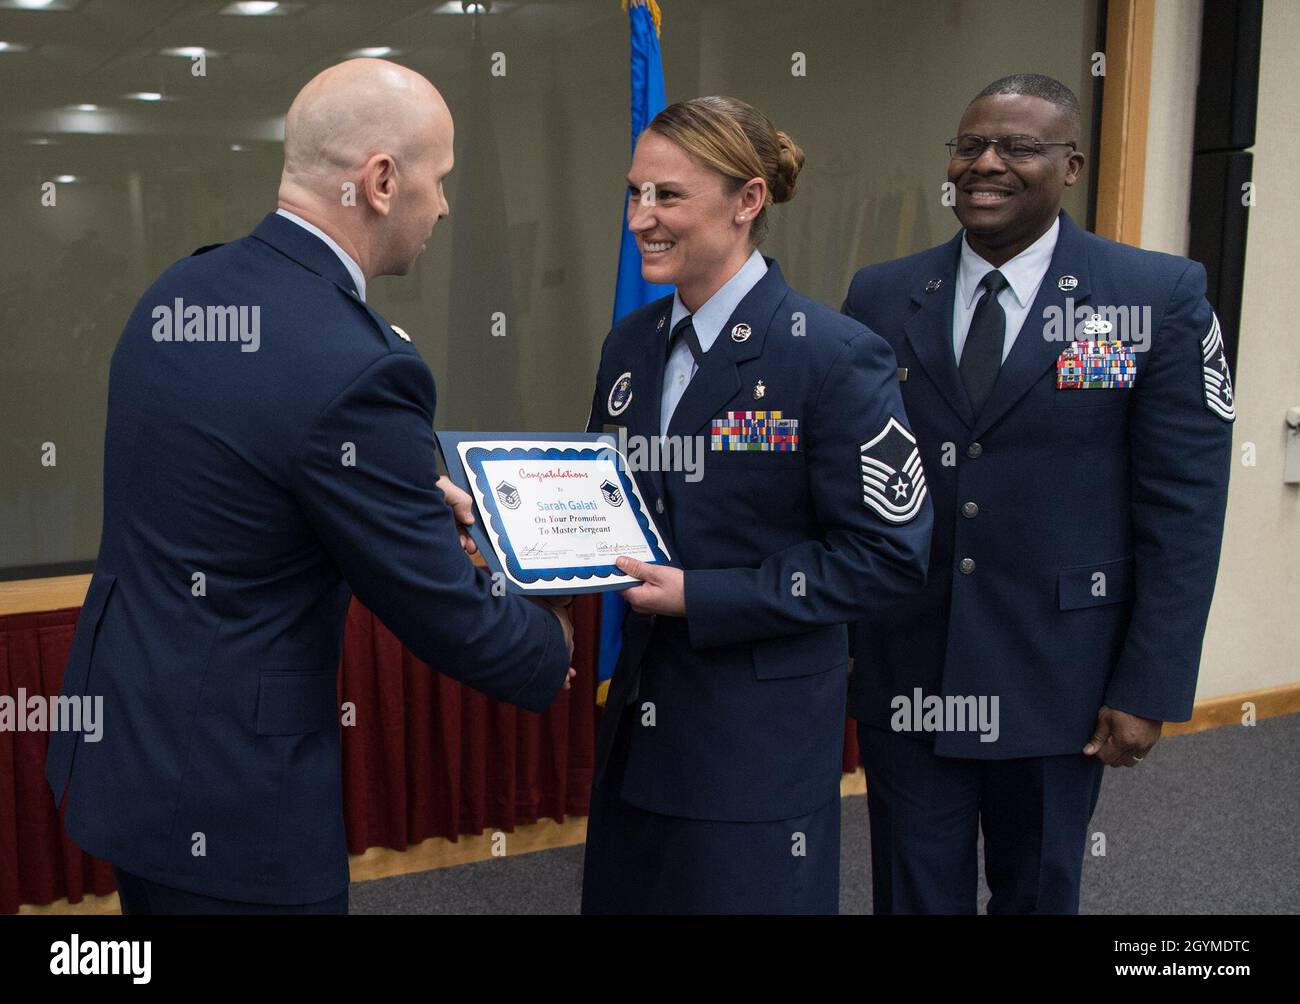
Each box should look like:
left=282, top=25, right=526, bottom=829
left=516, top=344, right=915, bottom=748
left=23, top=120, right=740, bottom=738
left=598, top=0, right=671, bottom=706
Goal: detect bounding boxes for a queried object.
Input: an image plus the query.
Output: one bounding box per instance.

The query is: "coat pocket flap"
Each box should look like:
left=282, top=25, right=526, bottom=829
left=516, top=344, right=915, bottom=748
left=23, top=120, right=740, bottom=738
left=1058, top=556, right=1134, bottom=610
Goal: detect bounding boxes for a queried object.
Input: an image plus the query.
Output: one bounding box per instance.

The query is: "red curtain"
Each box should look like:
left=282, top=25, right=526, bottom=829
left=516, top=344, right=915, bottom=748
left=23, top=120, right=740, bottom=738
left=0, top=595, right=858, bottom=914
left=0, top=607, right=116, bottom=913
left=336, top=597, right=599, bottom=852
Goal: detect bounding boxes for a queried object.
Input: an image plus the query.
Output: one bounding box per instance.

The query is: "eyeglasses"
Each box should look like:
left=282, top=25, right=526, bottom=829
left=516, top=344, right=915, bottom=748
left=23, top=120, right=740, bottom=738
left=946, top=134, right=1078, bottom=161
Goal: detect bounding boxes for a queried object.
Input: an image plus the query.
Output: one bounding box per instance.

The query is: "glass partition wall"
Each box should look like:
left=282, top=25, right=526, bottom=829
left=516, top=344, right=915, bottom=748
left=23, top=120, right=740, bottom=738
left=0, top=0, right=1099, bottom=578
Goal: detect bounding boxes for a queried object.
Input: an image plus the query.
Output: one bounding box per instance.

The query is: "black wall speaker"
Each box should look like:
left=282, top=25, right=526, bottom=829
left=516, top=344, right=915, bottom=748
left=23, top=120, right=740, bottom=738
left=1187, top=0, right=1263, bottom=373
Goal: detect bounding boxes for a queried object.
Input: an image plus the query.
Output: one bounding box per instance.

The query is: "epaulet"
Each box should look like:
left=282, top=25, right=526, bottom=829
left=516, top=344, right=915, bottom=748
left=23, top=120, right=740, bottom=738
left=190, top=243, right=225, bottom=256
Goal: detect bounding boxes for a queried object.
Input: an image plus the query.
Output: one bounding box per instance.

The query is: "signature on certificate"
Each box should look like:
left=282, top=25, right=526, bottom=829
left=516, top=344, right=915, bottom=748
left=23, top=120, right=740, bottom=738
left=521, top=542, right=558, bottom=559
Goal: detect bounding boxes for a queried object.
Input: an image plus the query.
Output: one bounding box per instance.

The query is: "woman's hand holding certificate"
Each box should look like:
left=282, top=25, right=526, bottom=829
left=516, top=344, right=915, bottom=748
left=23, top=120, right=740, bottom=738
left=614, top=556, right=686, bottom=616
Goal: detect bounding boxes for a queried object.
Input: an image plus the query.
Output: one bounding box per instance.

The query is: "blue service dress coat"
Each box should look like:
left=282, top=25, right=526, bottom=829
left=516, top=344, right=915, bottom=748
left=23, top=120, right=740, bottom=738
left=580, top=258, right=932, bottom=914
left=842, top=211, right=1234, bottom=758
left=44, top=212, right=570, bottom=906
left=841, top=211, right=1234, bottom=913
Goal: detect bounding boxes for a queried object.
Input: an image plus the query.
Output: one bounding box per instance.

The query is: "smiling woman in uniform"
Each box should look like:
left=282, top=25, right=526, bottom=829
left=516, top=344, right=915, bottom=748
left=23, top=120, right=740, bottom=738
left=580, top=95, right=934, bottom=914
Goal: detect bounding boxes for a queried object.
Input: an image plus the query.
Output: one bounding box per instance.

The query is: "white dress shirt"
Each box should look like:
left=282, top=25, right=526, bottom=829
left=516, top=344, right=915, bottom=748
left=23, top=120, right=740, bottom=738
left=275, top=208, right=367, bottom=302
left=661, top=249, right=768, bottom=436
left=952, top=216, right=1059, bottom=365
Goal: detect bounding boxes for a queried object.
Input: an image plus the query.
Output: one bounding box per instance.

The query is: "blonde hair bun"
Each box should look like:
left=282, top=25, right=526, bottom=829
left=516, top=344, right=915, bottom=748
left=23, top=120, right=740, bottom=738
left=770, top=130, right=805, bottom=204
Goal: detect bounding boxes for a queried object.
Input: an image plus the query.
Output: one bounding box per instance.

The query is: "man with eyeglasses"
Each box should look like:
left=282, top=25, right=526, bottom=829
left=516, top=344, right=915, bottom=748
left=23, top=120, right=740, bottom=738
left=841, top=74, right=1234, bottom=914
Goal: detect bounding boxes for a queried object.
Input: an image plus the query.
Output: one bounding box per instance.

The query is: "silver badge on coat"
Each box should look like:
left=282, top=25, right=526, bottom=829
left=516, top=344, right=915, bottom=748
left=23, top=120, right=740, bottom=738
left=1081, top=313, right=1113, bottom=337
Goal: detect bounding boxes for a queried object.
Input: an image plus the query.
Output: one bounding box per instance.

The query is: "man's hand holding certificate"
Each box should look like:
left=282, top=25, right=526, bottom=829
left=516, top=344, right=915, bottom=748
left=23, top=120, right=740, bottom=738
left=437, top=433, right=672, bottom=596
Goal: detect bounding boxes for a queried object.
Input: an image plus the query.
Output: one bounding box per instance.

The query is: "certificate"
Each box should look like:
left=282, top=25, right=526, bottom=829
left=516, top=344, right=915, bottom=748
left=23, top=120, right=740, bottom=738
left=436, top=432, right=672, bottom=595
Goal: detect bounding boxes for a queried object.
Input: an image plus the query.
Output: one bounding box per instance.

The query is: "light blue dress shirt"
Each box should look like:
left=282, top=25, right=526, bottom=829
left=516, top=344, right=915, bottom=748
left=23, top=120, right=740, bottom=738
left=275, top=208, right=367, bottom=302
left=661, top=249, right=768, bottom=436
left=952, top=216, right=1059, bottom=365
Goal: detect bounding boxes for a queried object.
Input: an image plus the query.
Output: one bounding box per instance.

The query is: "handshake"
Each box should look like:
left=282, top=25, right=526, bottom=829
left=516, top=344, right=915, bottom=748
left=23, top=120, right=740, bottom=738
left=437, top=475, right=577, bottom=691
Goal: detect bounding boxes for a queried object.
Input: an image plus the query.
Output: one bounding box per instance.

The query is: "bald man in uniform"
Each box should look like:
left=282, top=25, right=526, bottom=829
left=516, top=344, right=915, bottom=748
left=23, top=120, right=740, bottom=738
left=45, top=60, right=574, bottom=915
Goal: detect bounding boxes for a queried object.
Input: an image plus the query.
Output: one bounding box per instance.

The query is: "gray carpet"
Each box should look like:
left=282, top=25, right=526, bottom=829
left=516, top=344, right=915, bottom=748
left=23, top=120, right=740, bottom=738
left=348, top=713, right=1300, bottom=914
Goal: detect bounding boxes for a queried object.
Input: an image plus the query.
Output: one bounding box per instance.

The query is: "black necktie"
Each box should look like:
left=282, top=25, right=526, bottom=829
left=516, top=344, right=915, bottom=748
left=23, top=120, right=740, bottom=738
left=668, top=315, right=703, bottom=364
left=959, top=269, right=1009, bottom=412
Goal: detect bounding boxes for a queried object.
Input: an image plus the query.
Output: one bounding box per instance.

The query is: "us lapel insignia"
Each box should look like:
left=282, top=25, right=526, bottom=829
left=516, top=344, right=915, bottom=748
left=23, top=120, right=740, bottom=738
left=753, top=379, right=766, bottom=400
left=1057, top=275, right=1079, bottom=292
left=731, top=322, right=752, bottom=343
left=607, top=371, right=633, bottom=417
left=925, top=279, right=942, bottom=293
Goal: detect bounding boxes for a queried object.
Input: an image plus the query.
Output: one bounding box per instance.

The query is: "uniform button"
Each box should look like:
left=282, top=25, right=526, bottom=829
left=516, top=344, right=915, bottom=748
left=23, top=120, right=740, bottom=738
left=966, top=442, right=983, bottom=459
left=959, top=557, right=976, bottom=574
left=655, top=497, right=665, bottom=515
left=961, top=501, right=979, bottom=518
